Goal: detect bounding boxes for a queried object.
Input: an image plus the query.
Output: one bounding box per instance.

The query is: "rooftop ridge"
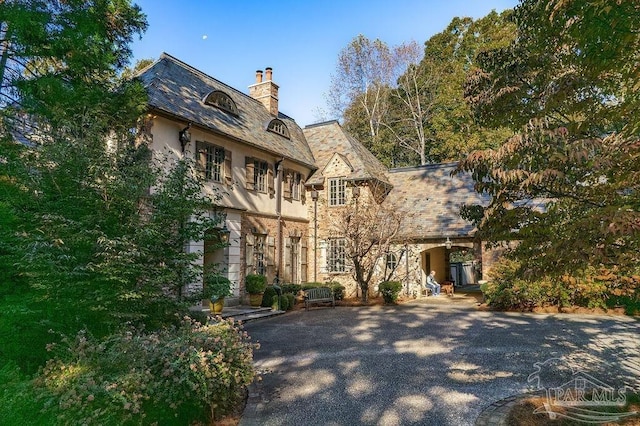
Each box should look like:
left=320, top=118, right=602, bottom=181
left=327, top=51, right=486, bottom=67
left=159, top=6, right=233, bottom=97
left=304, top=119, right=340, bottom=129
left=389, top=161, right=460, bottom=173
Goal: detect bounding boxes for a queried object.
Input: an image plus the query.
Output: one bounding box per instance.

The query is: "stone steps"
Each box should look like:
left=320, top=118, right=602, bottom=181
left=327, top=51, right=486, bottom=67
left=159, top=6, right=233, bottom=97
left=209, top=306, right=286, bottom=323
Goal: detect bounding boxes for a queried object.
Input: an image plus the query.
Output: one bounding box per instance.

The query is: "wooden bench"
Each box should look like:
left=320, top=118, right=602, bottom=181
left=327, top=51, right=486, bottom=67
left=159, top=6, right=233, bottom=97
left=304, top=287, right=335, bottom=310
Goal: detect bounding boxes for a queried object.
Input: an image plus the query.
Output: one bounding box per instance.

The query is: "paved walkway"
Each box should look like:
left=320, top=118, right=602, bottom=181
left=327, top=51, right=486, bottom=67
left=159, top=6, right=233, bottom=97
left=239, top=300, right=640, bottom=425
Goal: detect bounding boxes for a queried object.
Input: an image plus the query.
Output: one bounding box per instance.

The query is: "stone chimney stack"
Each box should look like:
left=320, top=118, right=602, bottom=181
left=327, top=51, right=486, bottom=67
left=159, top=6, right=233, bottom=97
left=249, top=67, right=279, bottom=116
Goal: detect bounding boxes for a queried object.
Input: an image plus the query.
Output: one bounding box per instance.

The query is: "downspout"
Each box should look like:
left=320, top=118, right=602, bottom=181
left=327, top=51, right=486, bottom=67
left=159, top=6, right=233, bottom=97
left=275, top=159, right=284, bottom=281
left=310, top=185, right=318, bottom=283
left=405, top=242, right=410, bottom=296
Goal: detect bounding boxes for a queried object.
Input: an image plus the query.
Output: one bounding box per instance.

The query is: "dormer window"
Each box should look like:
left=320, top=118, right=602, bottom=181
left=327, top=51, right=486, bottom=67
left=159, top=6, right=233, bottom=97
left=267, top=119, right=290, bottom=139
left=204, top=90, right=238, bottom=115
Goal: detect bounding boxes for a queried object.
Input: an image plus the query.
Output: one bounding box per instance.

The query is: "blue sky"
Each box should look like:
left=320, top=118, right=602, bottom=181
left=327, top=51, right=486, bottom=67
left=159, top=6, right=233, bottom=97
left=131, top=0, right=519, bottom=126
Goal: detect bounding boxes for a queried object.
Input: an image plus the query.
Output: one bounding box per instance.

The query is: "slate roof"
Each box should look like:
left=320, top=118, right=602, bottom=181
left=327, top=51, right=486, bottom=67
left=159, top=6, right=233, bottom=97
left=384, top=163, right=490, bottom=241
left=136, top=53, right=316, bottom=168
left=303, top=121, right=391, bottom=187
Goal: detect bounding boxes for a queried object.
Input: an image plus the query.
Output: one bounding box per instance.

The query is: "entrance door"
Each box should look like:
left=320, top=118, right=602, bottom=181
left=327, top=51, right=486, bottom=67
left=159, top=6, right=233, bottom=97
left=450, top=264, right=459, bottom=287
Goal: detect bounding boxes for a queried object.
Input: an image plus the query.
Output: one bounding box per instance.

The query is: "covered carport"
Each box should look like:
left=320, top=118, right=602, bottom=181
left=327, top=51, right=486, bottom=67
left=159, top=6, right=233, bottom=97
left=383, top=163, right=491, bottom=294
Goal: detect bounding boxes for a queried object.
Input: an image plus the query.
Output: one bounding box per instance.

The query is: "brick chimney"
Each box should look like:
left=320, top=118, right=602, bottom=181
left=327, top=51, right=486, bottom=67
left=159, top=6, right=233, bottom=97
left=249, top=67, right=279, bottom=116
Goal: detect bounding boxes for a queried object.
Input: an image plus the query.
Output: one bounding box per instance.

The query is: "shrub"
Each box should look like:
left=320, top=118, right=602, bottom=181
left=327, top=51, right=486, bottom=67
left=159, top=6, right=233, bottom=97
left=483, top=259, right=626, bottom=311
left=379, top=281, right=402, bottom=304
left=301, top=282, right=323, bottom=291
left=281, top=283, right=301, bottom=294
left=279, top=294, right=289, bottom=311
left=34, top=317, right=258, bottom=425
left=0, top=362, right=57, bottom=425
left=245, top=274, right=267, bottom=294
left=261, top=286, right=277, bottom=308
left=328, top=282, right=345, bottom=300
left=285, top=293, right=295, bottom=309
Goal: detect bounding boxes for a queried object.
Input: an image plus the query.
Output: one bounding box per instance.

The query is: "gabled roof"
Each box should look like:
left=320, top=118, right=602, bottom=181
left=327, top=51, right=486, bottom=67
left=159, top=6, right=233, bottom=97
left=384, top=163, right=490, bottom=240
left=303, top=120, right=391, bottom=187
left=136, top=53, right=316, bottom=168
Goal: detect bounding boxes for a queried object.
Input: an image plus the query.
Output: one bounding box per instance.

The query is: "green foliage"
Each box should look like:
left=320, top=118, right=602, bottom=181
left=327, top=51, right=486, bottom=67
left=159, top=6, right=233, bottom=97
left=482, top=258, right=639, bottom=311
left=281, top=283, right=302, bottom=294
left=285, top=293, right=295, bottom=310
left=460, top=0, right=640, bottom=284
left=0, top=362, right=57, bottom=425
left=0, top=1, right=225, bottom=377
left=261, top=286, right=278, bottom=308
left=203, top=268, right=232, bottom=301
left=279, top=294, right=290, bottom=311
left=337, top=12, right=515, bottom=167
left=1, top=0, right=148, bottom=126
left=302, top=282, right=324, bottom=291
left=0, top=140, right=221, bottom=373
left=34, top=318, right=257, bottom=425
left=245, top=274, right=267, bottom=294
left=328, top=282, right=346, bottom=300
left=379, top=281, right=403, bottom=304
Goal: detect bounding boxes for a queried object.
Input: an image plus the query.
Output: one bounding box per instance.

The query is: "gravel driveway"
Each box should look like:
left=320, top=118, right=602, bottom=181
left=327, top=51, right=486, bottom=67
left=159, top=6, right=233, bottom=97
left=239, top=302, right=640, bottom=425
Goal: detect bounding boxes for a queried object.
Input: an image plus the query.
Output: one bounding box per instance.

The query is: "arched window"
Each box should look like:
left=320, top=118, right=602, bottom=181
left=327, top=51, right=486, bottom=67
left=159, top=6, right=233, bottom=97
left=267, top=119, right=290, bottom=139
left=204, top=90, right=238, bottom=115
left=386, top=253, right=398, bottom=271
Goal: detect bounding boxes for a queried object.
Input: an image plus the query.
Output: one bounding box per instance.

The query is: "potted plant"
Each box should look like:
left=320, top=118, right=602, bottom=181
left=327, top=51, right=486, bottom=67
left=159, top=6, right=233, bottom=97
left=245, top=274, right=267, bottom=307
left=204, top=269, right=232, bottom=314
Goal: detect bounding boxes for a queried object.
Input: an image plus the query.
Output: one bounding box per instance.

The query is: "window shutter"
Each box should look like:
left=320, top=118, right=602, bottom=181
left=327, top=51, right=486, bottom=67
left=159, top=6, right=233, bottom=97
left=300, top=175, right=306, bottom=203
left=319, top=240, right=327, bottom=274
left=284, top=238, right=291, bottom=282
left=195, top=141, right=206, bottom=175
left=283, top=170, right=292, bottom=198
left=266, top=236, right=275, bottom=266
left=266, top=236, right=276, bottom=279
left=301, top=238, right=308, bottom=283
left=245, top=234, right=254, bottom=275
left=245, top=157, right=255, bottom=190
left=224, top=149, right=232, bottom=184
left=268, top=164, right=274, bottom=196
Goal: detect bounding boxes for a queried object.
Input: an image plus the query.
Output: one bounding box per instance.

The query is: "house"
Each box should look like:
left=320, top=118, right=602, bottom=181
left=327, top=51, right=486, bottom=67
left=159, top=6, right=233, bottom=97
left=304, top=121, right=492, bottom=297
left=136, top=53, right=497, bottom=303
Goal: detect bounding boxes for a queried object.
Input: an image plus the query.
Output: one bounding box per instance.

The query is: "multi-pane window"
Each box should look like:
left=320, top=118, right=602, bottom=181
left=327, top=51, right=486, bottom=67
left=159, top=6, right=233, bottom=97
left=328, top=238, right=346, bottom=273
left=386, top=253, right=398, bottom=271
left=267, top=119, right=290, bottom=138
left=254, top=234, right=266, bottom=275
left=205, top=145, right=225, bottom=182
left=289, top=172, right=301, bottom=200
left=204, top=90, right=238, bottom=115
left=328, top=177, right=346, bottom=206
left=254, top=160, right=268, bottom=192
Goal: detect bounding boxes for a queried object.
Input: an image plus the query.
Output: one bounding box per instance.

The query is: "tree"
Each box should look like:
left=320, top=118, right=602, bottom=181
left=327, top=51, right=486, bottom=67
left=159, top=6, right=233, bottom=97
left=405, top=11, right=515, bottom=164
left=0, top=1, right=225, bottom=372
left=327, top=182, right=403, bottom=302
left=1, top=0, right=147, bottom=128
left=330, top=13, right=515, bottom=168
left=384, top=53, right=439, bottom=166
left=327, top=35, right=420, bottom=166
left=459, top=0, right=640, bottom=281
